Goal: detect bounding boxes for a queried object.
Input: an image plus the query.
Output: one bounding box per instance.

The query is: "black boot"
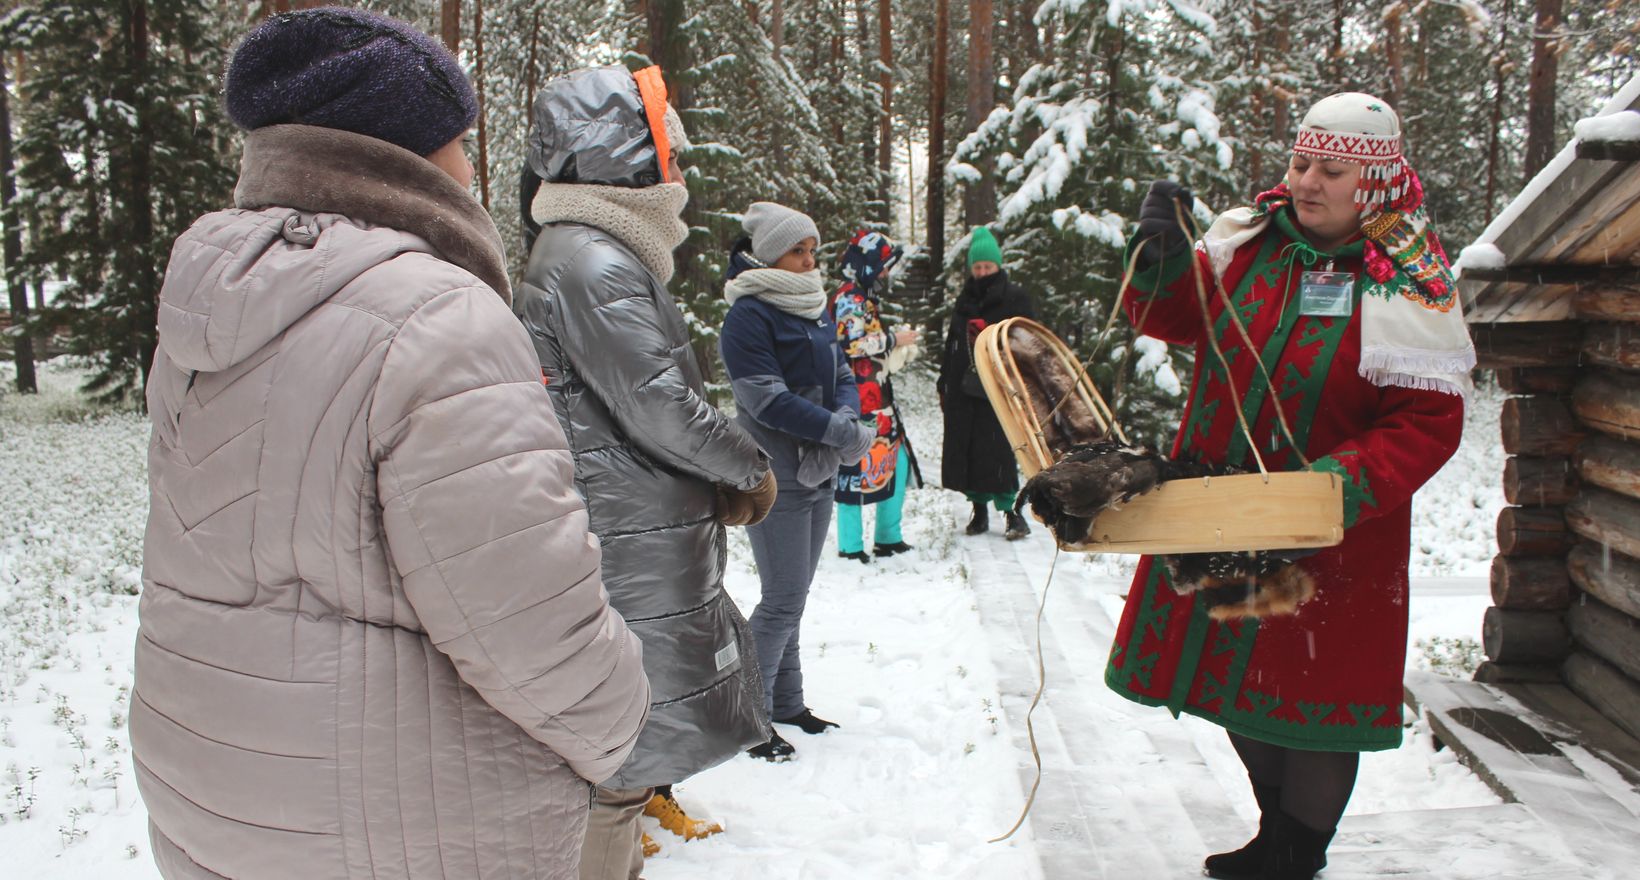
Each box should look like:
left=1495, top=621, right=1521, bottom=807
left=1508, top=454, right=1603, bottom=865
left=1260, top=811, right=1334, bottom=879
left=1003, top=510, right=1031, bottom=540
left=873, top=541, right=913, bottom=558
left=1204, top=783, right=1280, bottom=880
left=837, top=550, right=872, bottom=564
left=774, top=708, right=840, bottom=735
left=964, top=503, right=989, bottom=536
left=746, top=730, right=796, bottom=762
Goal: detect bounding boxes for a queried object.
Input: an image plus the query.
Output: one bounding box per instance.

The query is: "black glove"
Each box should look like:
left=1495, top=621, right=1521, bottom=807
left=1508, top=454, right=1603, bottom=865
left=1136, top=179, right=1196, bottom=267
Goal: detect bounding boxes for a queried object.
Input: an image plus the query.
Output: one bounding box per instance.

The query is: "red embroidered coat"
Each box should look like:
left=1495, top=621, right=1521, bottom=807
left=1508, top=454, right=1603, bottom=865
left=1103, top=207, right=1463, bottom=751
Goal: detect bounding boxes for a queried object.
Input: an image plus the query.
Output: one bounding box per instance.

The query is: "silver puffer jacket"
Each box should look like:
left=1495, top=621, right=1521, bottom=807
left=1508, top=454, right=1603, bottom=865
left=515, top=69, right=772, bottom=789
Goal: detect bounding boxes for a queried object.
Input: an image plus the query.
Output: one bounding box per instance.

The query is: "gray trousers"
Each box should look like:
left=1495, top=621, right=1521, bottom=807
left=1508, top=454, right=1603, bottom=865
left=577, top=785, right=651, bottom=880
left=745, top=483, right=833, bottom=720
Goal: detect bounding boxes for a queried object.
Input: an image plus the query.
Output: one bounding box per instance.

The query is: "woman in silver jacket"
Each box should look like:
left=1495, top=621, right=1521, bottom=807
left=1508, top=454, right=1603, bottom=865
left=135, top=10, right=649, bottom=880
left=516, top=65, right=777, bottom=880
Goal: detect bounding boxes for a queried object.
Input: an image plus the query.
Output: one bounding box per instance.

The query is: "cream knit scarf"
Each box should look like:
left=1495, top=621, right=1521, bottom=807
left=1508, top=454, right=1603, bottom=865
left=724, top=268, right=828, bottom=319
left=530, top=182, right=689, bottom=282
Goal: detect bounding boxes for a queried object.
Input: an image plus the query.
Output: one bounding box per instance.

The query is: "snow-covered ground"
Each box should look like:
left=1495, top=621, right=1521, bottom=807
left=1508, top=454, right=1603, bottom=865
left=0, top=359, right=1510, bottom=878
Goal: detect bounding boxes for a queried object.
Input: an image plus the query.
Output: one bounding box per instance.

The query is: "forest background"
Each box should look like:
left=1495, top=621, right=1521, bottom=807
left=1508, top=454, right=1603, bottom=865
left=0, top=0, right=1636, bottom=444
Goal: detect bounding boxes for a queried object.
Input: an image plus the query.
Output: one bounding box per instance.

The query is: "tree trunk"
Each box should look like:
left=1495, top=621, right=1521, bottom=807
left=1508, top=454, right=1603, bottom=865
left=1565, top=489, right=1640, bottom=561
left=1490, top=554, right=1572, bottom=610
left=1573, top=284, right=1640, bottom=322
left=1567, top=540, right=1640, bottom=620
left=1382, top=3, right=1405, bottom=111
left=1501, top=396, right=1584, bottom=456
left=473, top=0, right=489, bottom=210
left=856, top=0, right=875, bottom=173
left=1563, top=651, right=1640, bottom=742
left=1, top=54, right=36, bottom=393
left=877, top=0, right=893, bottom=222
left=1566, top=597, right=1640, bottom=683
left=1497, top=506, right=1572, bottom=557
left=1496, top=366, right=1577, bottom=395
left=1523, top=0, right=1563, bottom=181
left=1485, top=0, right=1513, bottom=214
left=1572, top=371, right=1640, bottom=442
left=772, top=0, right=784, bottom=59
left=440, top=0, right=461, bottom=55
left=1504, top=456, right=1578, bottom=506
left=128, top=0, right=158, bottom=389
left=1576, top=435, right=1640, bottom=502
left=963, top=0, right=996, bottom=228
left=928, top=0, right=948, bottom=270
left=1471, top=320, right=1582, bottom=368
left=1483, top=606, right=1571, bottom=664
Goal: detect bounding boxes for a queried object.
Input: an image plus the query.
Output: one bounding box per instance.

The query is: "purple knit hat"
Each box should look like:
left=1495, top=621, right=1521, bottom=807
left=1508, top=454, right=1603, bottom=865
left=224, top=7, right=477, bottom=157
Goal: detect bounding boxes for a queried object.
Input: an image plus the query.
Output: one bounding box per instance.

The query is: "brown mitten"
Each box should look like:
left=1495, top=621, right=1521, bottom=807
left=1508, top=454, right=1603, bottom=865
left=1161, top=551, right=1318, bottom=620
left=717, top=472, right=778, bottom=527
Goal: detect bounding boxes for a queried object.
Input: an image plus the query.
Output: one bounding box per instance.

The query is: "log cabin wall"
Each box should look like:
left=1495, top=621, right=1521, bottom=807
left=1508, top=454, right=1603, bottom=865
left=1470, top=316, right=1640, bottom=743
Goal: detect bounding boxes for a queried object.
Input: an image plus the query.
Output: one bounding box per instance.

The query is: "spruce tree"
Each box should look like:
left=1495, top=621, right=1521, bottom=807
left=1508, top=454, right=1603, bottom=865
left=2, top=0, right=236, bottom=403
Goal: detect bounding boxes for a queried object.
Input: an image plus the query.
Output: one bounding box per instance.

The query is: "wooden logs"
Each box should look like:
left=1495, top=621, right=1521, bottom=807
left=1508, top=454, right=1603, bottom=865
left=1572, top=284, right=1640, bottom=322
left=1566, top=597, right=1640, bottom=683
left=1482, top=606, right=1571, bottom=664
left=1497, top=506, right=1573, bottom=557
left=1582, top=323, right=1640, bottom=371
left=1473, top=662, right=1562, bottom=685
left=1567, top=541, right=1640, bottom=620
left=1501, top=397, right=1584, bottom=456
left=1489, top=555, right=1572, bottom=610
left=1565, top=489, right=1640, bottom=561
left=1495, top=367, right=1578, bottom=395
left=1470, top=321, right=1583, bottom=369
left=1572, top=371, right=1640, bottom=442
left=1563, top=651, right=1640, bottom=742
left=1503, top=457, right=1579, bottom=506
left=1575, top=435, right=1640, bottom=502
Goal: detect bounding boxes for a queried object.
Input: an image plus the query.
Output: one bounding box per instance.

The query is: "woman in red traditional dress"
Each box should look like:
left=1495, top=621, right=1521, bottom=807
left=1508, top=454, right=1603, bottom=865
left=1104, top=92, right=1475, bottom=879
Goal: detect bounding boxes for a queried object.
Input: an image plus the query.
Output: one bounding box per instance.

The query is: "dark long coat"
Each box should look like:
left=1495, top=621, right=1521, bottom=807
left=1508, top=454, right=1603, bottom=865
left=936, top=270, right=1036, bottom=494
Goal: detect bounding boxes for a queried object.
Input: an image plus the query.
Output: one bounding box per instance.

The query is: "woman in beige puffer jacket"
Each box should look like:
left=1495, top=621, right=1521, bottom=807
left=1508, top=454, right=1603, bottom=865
left=133, top=10, right=649, bottom=880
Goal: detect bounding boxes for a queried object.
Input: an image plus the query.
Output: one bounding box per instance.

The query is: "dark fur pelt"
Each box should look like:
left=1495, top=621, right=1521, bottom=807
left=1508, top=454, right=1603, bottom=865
left=1017, top=442, right=1317, bottom=619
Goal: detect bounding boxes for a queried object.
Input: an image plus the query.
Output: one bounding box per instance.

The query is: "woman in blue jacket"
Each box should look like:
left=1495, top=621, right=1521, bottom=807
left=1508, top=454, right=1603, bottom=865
left=720, top=202, right=875, bottom=762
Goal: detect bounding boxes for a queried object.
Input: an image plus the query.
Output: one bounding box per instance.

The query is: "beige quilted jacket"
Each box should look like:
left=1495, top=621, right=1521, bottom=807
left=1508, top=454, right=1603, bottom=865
left=133, top=125, right=649, bottom=880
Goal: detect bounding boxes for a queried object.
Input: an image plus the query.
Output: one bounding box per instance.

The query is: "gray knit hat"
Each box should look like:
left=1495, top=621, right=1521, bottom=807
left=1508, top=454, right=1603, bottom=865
left=744, top=202, right=819, bottom=265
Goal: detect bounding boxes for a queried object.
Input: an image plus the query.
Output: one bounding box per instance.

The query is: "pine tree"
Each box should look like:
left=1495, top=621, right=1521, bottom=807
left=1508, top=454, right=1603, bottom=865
left=950, top=0, right=1232, bottom=443
left=2, top=0, right=237, bottom=403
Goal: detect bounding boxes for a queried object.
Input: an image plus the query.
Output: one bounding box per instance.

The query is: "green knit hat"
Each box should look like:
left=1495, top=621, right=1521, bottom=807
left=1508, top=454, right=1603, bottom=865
left=967, top=227, right=1002, bottom=267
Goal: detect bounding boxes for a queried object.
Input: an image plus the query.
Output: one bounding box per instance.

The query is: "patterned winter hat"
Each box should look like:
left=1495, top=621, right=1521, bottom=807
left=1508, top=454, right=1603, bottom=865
left=841, top=230, right=903, bottom=291
left=1292, top=92, right=1410, bottom=218
left=224, top=7, right=477, bottom=157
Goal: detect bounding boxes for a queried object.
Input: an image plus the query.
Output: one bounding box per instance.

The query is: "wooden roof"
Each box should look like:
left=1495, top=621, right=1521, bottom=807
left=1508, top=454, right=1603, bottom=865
left=1460, top=76, right=1640, bottom=324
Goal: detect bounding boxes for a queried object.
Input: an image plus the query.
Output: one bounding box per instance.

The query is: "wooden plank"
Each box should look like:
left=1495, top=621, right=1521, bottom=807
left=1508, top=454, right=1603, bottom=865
left=1566, top=596, right=1640, bottom=682
left=1496, top=506, right=1571, bottom=557
left=1464, top=281, right=1577, bottom=324
left=1065, top=471, right=1345, bottom=555
left=1483, top=606, right=1571, bottom=664
left=1495, top=366, right=1579, bottom=394
left=1404, top=670, right=1640, bottom=851
left=1573, top=283, right=1640, bottom=321
left=1470, top=321, right=1583, bottom=368
left=1567, top=175, right=1640, bottom=265
left=1582, top=321, right=1640, bottom=371
left=1564, top=650, right=1640, bottom=743
left=1463, top=265, right=1640, bottom=285
left=1504, top=681, right=1640, bottom=787
left=1503, top=456, right=1579, bottom=506
left=1571, top=370, right=1640, bottom=441
left=1575, top=434, right=1640, bottom=501
left=1489, top=554, right=1572, bottom=610
left=1565, top=488, right=1640, bottom=560
left=1577, top=140, right=1640, bottom=161
left=1567, top=540, right=1640, bottom=620
left=1501, top=397, right=1584, bottom=456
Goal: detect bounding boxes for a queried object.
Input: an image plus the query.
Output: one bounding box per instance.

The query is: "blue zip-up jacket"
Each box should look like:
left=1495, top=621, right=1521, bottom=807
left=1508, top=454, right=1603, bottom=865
left=720, top=255, right=865, bottom=487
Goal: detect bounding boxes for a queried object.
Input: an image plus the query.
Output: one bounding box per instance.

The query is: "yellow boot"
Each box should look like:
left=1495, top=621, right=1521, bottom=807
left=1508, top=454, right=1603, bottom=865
left=640, top=832, right=660, bottom=858
left=643, top=791, right=723, bottom=841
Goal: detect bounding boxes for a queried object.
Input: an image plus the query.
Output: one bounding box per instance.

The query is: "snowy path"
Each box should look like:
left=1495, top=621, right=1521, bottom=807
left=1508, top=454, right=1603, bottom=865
left=965, top=530, right=1608, bottom=879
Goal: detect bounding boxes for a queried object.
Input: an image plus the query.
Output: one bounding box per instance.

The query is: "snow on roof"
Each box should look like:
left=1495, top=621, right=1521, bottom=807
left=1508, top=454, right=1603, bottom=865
left=1573, top=110, right=1640, bottom=143
left=1455, top=73, right=1640, bottom=275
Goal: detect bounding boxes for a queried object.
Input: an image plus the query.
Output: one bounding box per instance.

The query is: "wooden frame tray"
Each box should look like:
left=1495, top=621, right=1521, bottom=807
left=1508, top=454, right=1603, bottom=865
left=972, top=317, right=1343, bottom=555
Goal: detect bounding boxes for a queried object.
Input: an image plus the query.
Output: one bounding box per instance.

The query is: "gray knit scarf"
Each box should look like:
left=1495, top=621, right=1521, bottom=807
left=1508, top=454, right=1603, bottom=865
left=530, top=182, right=689, bottom=282
left=724, top=268, right=828, bottom=319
